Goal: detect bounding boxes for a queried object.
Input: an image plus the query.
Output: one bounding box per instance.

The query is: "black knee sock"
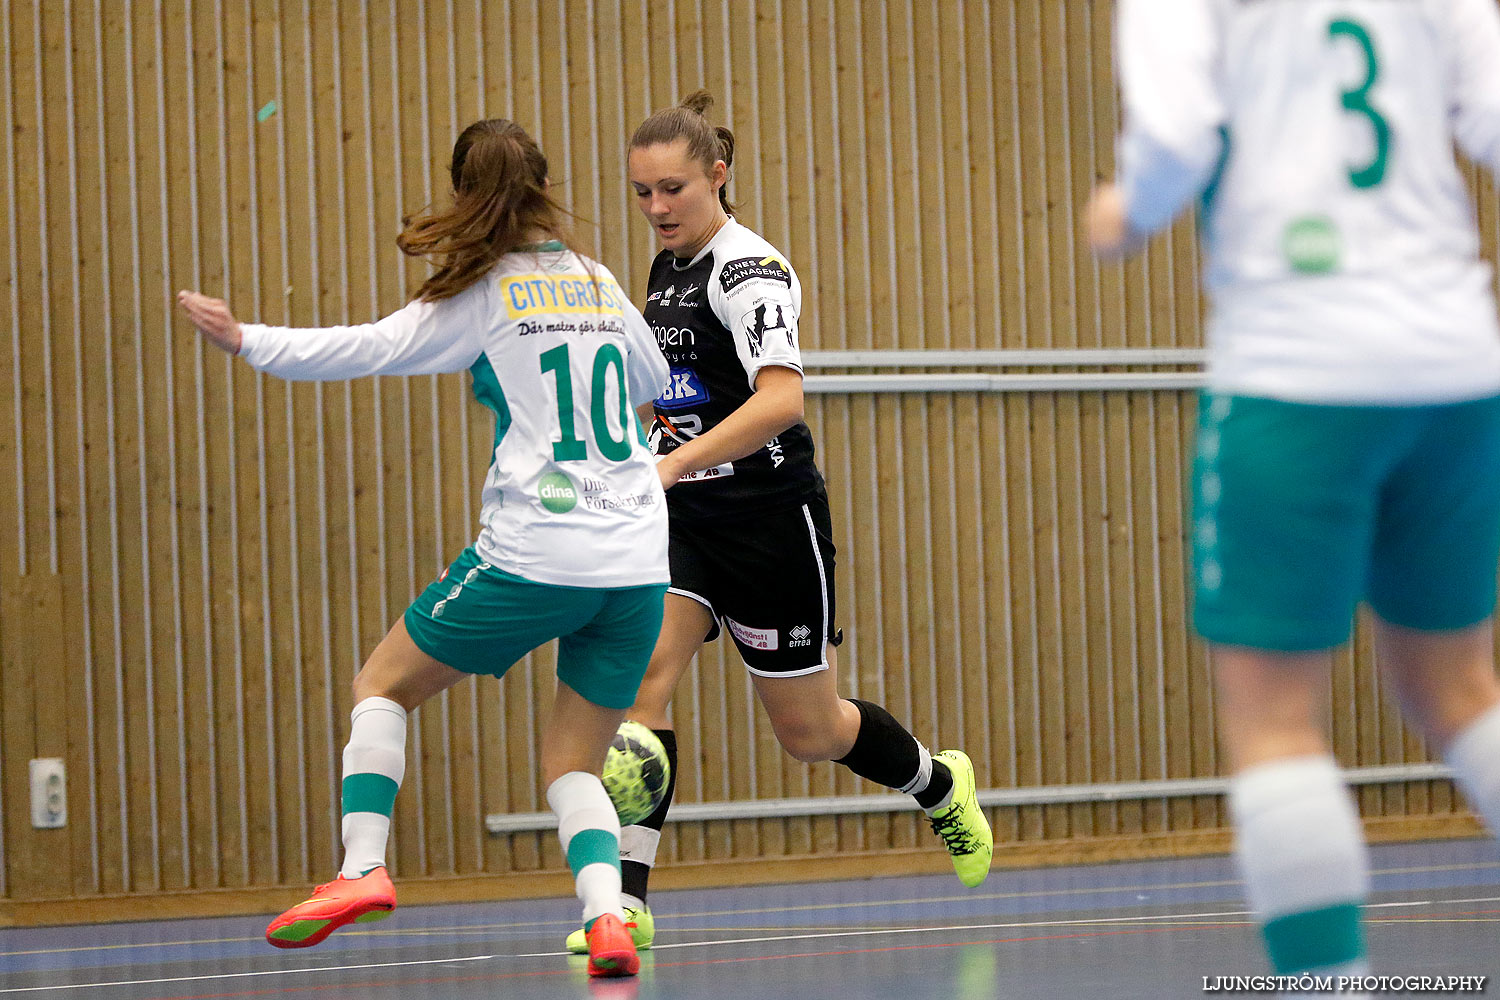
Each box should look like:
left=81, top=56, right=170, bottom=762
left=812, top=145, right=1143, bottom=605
left=834, top=699, right=953, bottom=809
left=620, top=728, right=678, bottom=903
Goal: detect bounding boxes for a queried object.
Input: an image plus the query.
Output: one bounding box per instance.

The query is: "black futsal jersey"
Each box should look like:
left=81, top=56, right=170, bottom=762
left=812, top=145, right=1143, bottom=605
left=644, top=219, right=824, bottom=521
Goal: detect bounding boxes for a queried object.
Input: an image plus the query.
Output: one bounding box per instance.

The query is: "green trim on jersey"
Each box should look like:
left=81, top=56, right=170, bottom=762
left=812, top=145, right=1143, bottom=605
left=1199, top=125, right=1231, bottom=220
left=468, top=354, right=512, bottom=454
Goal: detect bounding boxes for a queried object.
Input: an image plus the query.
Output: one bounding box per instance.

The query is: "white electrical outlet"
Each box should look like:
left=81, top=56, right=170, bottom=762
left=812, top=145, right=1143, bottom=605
left=29, top=758, right=66, bottom=829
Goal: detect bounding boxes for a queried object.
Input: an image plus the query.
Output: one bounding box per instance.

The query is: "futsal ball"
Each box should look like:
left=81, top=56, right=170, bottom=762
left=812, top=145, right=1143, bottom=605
left=602, top=721, right=671, bottom=826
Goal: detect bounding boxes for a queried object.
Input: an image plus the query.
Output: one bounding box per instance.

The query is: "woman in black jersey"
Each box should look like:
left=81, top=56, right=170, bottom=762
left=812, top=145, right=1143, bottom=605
left=564, top=91, right=993, bottom=954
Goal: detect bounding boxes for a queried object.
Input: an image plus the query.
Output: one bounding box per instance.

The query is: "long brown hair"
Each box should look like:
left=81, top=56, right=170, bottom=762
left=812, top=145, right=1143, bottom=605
left=397, top=119, right=570, bottom=302
left=629, top=90, right=738, bottom=216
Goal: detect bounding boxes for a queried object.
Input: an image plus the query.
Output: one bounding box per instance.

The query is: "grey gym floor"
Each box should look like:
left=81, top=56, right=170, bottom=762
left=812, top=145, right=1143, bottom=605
left=2, top=838, right=1496, bottom=999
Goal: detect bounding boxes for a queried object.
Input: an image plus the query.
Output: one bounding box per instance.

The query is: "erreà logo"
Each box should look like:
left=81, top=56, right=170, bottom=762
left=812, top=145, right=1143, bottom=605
left=538, top=471, right=578, bottom=513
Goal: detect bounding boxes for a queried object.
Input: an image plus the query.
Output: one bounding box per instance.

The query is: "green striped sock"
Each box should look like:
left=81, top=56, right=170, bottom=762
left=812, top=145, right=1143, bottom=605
left=339, top=697, right=407, bottom=880
left=1262, top=903, right=1365, bottom=974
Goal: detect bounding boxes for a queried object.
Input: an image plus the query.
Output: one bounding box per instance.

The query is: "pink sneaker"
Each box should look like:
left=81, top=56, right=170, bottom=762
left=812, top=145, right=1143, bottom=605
left=265, top=867, right=396, bottom=949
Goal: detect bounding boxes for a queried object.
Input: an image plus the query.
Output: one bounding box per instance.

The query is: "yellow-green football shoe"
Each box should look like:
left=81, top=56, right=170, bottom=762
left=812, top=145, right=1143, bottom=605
left=565, top=904, right=654, bottom=954
left=927, top=750, right=993, bottom=888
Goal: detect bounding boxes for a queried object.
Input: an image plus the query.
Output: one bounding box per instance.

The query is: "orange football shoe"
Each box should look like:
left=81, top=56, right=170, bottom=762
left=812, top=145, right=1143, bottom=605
left=586, top=913, right=640, bottom=978
left=265, top=867, right=396, bottom=949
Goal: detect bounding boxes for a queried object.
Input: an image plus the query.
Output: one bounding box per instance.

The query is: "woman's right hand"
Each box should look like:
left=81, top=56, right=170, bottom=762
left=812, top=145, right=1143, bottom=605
left=177, top=290, right=243, bottom=355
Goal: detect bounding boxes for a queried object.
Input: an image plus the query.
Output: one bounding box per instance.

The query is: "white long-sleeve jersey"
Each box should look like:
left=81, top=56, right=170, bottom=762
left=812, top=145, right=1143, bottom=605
left=1117, top=0, right=1500, bottom=404
left=238, top=247, right=671, bottom=588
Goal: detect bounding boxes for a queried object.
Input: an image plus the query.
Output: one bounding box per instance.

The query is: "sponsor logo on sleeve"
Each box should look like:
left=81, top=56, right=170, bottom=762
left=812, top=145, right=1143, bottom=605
left=720, top=255, right=792, bottom=294
left=724, top=616, right=778, bottom=651
left=741, top=300, right=792, bottom=359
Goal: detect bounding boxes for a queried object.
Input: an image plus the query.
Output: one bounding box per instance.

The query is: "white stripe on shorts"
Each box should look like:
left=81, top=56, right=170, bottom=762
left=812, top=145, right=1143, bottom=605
left=802, top=502, right=829, bottom=653
left=667, top=586, right=717, bottom=618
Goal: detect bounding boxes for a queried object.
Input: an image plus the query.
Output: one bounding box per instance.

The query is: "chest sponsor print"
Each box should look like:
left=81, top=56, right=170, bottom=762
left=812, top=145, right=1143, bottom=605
left=656, top=366, right=710, bottom=411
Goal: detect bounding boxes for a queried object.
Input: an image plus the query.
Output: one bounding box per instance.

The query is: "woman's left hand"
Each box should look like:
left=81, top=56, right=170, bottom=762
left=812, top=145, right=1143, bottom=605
left=177, top=290, right=244, bottom=355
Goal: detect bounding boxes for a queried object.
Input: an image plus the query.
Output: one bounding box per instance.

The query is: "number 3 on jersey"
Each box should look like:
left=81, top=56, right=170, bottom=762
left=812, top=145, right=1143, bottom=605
left=539, top=343, right=636, bottom=463
left=1329, top=18, right=1389, bottom=189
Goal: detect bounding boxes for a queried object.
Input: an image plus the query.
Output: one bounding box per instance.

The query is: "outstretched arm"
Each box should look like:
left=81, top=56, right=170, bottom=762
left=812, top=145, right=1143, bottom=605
left=176, top=284, right=488, bottom=380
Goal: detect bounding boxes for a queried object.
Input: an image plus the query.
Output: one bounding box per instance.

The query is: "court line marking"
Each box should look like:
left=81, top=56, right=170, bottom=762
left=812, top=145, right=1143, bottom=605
left=0, top=954, right=496, bottom=994
left=7, top=895, right=1499, bottom=994
left=139, top=925, right=1234, bottom=1000
left=7, top=857, right=1493, bottom=960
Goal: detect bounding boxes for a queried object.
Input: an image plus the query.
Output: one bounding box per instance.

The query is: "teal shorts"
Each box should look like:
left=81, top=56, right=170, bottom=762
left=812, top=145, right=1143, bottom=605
left=1192, top=392, right=1500, bottom=651
left=404, top=547, right=667, bottom=710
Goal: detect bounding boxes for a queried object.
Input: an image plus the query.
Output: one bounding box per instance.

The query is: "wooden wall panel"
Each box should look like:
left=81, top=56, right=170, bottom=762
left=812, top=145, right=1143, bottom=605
left=0, top=0, right=1484, bottom=913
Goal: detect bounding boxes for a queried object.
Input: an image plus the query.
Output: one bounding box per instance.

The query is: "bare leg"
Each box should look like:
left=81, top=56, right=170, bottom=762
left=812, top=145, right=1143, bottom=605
left=627, top=593, right=713, bottom=727
left=1213, top=644, right=1330, bottom=773
left=1372, top=618, right=1500, bottom=750
left=540, top=681, right=628, bottom=785
left=351, top=616, right=469, bottom=711
left=749, top=642, right=860, bottom=762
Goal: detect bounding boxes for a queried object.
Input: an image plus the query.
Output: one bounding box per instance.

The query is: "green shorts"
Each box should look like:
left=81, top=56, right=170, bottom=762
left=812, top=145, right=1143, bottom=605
left=404, top=547, right=667, bottom=710
left=1192, top=392, right=1500, bottom=651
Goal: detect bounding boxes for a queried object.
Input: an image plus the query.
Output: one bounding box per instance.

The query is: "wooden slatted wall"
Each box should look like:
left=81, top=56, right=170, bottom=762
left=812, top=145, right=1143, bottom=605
left=0, top=0, right=1483, bottom=914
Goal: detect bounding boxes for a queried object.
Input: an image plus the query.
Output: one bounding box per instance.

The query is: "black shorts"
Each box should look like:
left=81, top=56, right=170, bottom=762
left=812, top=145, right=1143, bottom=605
left=668, top=497, right=843, bottom=675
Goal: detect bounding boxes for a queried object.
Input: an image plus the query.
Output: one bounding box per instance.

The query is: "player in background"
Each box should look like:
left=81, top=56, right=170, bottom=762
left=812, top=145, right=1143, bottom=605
left=1089, top=0, right=1500, bottom=989
left=563, top=91, right=994, bottom=954
left=178, top=119, right=671, bottom=978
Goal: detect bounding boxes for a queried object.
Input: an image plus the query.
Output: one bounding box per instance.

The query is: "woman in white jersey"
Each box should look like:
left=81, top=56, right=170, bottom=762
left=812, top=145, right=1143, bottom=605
left=1090, top=0, right=1500, bottom=987
left=178, top=119, right=669, bottom=979
left=562, top=92, right=993, bottom=954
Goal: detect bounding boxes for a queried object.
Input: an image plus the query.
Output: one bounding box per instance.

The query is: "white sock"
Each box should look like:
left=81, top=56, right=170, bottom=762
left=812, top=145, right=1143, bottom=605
left=899, top=743, right=935, bottom=797
left=1445, top=701, right=1500, bottom=835
left=1230, top=756, right=1370, bottom=981
left=340, top=697, right=407, bottom=880
left=548, top=771, right=624, bottom=928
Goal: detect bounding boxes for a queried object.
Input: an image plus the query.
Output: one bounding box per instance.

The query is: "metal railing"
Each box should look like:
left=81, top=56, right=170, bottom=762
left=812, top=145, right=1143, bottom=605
left=800, top=347, right=1208, bottom=393
left=485, top=763, right=1453, bottom=835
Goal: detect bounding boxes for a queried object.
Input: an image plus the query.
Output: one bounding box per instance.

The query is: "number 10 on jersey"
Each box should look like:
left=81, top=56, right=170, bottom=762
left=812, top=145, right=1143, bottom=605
left=539, top=343, right=641, bottom=463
